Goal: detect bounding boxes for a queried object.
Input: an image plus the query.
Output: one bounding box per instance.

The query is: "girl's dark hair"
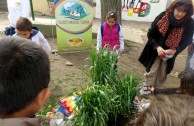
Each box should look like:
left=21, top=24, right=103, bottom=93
left=178, top=68, right=194, bottom=95
left=106, top=11, right=117, bottom=20
left=166, top=0, right=193, bottom=20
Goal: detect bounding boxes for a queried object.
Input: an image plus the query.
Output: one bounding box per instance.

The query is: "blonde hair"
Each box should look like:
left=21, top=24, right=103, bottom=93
left=135, top=95, right=194, bottom=126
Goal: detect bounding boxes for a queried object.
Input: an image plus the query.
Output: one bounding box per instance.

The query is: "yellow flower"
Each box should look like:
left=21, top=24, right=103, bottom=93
left=48, top=105, right=52, bottom=109
left=46, top=112, right=54, bottom=117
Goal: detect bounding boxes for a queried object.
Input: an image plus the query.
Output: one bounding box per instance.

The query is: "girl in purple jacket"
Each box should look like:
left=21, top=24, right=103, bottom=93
left=97, top=11, right=124, bottom=55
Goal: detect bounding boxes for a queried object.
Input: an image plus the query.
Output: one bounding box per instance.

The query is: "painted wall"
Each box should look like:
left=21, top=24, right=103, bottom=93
left=96, top=0, right=169, bottom=22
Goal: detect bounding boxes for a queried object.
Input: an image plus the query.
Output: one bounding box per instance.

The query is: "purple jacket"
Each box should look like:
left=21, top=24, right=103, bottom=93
left=102, top=22, right=120, bottom=51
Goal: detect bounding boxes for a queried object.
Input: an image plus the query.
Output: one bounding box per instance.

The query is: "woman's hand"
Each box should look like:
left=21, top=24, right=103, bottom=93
left=164, top=49, right=176, bottom=55
left=156, top=46, right=165, bottom=56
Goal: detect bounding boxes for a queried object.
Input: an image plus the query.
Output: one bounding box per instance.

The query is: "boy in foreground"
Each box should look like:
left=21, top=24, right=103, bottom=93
left=0, top=37, right=50, bottom=125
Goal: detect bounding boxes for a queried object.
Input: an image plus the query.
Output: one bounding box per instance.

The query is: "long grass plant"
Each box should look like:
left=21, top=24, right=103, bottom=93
left=72, top=49, right=141, bottom=126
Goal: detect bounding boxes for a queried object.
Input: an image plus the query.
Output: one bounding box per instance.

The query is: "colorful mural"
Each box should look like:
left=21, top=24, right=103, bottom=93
left=95, top=0, right=168, bottom=22
left=60, top=2, right=88, bottom=19
left=122, top=0, right=158, bottom=17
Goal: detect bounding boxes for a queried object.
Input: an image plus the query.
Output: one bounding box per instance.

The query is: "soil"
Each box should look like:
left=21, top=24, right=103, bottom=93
left=49, top=37, right=187, bottom=90
left=0, top=12, right=188, bottom=125
left=0, top=34, right=187, bottom=125
left=49, top=36, right=187, bottom=126
left=48, top=37, right=188, bottom=125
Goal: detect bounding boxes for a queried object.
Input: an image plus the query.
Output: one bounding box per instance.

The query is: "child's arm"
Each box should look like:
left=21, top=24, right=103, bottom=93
left=153, top=88, right=179, bottom=95
left=38, top=32, right=51, bottom=54
left=21, top=0, right=30, bottom=18
left=119, top=25, right=124, bottom=54
left=96, top=27, right=102, bottom=52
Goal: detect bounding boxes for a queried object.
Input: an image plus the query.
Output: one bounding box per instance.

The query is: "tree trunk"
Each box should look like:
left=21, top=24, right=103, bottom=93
left=100, top=0, right=122, bottom=25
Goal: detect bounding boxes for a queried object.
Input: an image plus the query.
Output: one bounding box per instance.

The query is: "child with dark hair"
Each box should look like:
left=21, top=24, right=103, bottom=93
left=14, top=17, right=51, bottom=54
left=135, top=95, right=194, bottom=126
left=97, top=10, right=124, bottom=55
left=140, top=68, right=194, bottom=95
left=0, top=37, right=50, bottom=125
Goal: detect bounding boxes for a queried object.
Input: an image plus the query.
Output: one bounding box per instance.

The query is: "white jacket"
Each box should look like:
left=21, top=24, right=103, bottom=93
left=30, top=31, right=51, bottom=54
left=14, top=30, right=51, bottom=54
left=7, top=0, right=30, bottom=27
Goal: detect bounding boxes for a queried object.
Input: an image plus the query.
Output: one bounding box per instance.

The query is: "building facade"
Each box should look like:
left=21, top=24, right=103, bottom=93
left=96, top=0, right=171, bottom=22
left=1, top=0, right=194, bottom=22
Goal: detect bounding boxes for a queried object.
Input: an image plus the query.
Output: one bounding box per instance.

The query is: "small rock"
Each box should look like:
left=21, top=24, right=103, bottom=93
left=170, top=72, right=179, bottom=78
left=66, top=61, right=73, bottom=66
left=51, top=49, right=58, bottom=54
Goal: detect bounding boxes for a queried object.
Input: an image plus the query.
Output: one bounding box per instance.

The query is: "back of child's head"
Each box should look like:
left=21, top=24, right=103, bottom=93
left=106, top=10, right=117, bottom=21
left=0, top=37, right=50, bottom=116
left=16, top=17, right=32, bottom=31
left=135, top=94, right=194, bottom=126
left=178, top=68, right=194, bottom=95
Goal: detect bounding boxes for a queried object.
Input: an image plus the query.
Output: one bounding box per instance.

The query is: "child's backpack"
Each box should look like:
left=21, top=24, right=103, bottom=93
left=100, top=23, right=120, bottom=37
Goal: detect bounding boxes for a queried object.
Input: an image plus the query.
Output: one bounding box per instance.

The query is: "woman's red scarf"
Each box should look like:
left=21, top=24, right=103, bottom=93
left=157, top=13, right=185, bottom=49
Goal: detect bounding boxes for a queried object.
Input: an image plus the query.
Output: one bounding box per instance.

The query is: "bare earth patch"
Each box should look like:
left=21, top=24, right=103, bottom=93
left=48, top=38, right=187, bottom=125
left=48, top=37, right=186, bottom=96
left=0, top=34, right=187, bottom=125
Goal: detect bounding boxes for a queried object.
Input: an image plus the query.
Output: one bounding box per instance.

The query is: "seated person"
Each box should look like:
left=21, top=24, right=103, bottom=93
left=14, top=17, right=51, bottom=54
left=140, top=68, right=194, bottom=95
left=135, top=95, right=194, bottom=126
left=0, top=37, right=50, bottom=125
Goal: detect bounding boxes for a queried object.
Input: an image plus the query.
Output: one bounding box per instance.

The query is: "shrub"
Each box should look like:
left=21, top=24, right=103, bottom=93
left=72, top=49, right=141, bottom=126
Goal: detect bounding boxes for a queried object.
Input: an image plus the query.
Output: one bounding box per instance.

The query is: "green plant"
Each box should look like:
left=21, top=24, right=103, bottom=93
left=38, top=48, right=141, bottom=126
left=71, top=49, right=141, bottom=126
left=89, top=49, right=120, bottom=85
left=73, top=75, right=141, bottom=126
left=73, top=84, right=122, bottom=126
left=114, top=75, right=141, bottom=114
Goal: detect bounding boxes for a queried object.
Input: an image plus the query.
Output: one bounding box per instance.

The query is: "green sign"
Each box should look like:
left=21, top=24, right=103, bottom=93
left=55, top=0, right=93, bottom=53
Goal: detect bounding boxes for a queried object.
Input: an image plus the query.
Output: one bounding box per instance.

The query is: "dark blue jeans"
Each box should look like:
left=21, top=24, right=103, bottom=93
left=4, top=26, right=15, bottom=36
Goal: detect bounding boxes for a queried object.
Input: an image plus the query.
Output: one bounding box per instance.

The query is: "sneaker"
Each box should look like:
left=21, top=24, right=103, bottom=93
left=140, top=85, right=152, bottom=95
left=136, top=102, right=151, bottom=112
left=133, top=96, right=151, bottom=112
left=133, top=96, right=142, bottom=105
